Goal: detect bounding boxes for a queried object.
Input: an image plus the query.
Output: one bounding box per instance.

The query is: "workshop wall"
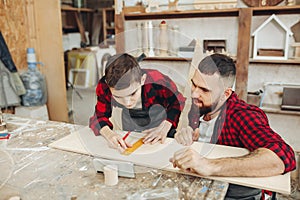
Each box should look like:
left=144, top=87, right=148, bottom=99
left=0, top=0, right=69, bottom=122
left=0, top=0, right=29, bottom=71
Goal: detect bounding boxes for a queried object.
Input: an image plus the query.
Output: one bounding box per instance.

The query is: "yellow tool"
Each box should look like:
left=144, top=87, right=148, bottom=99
left=122, top=138, right=144, bottom=156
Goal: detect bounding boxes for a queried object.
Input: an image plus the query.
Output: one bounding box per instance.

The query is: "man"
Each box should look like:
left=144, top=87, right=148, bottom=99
left=89, top=53, right=185, bottom=152
left=170, top=53, right=296, bottom=199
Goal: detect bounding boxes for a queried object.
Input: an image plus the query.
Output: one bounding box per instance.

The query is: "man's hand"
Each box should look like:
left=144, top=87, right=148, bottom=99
left=142, top=120, right=172, bottom=144
left=174, top=126, right=199, bottom=146
left=100, top=126, right=132, bottom=152
left=169, top=147, right=214, bottom=176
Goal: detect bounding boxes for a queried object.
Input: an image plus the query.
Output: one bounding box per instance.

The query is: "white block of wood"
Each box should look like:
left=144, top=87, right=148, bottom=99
left=104, top=165, right=118, bottom=186
left=15, top=105, right=49, bottom=121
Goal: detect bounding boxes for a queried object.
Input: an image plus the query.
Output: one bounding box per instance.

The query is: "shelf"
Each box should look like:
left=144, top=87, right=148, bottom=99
left=103, top=8, right=115, bottom=46
left=61, top=5, right=94, bottom=44
left=61, top=5, right=94, bottom=12
left=261, top=105, right=300, bottom=116
left=124, top=5, right=300, bottom=20
left=252, top=5, right=300, bottom=15
left=249, top=58, right=300, bottom=65
left=144, top=56, right=300, bottom=65
left=143, top=57, right=192, bottom=61
left=124, top=8, right=239, bottom=20
left=117, top=6, right=300, bottom=101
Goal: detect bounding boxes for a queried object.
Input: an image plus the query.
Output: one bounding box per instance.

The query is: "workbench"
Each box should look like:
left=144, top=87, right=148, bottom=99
left=0, top=115, right=229, bottom=200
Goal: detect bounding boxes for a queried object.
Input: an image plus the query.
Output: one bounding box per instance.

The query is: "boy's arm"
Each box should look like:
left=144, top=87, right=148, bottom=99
left=143, top=76, right=185, bottom=144
left=163, top=77, right=186, bottom=129
left=89, top=79, right=113, bottom=136
left=100, top=126, right=131, bottom=151
left=143, top=120, right=172, bottom=144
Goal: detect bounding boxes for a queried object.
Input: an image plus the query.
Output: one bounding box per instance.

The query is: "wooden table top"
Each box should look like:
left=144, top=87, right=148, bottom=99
left=0, top=115, right=228, bottom=199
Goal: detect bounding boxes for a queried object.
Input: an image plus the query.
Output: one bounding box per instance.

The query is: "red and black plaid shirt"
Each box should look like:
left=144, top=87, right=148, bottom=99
left=189, top=92, right=296, bottom=173
left=89, top=69, right=185, bottom=136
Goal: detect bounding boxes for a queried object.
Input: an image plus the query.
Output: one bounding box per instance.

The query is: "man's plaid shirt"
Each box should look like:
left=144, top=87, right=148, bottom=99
left=188, top=92, right=296, bottom=173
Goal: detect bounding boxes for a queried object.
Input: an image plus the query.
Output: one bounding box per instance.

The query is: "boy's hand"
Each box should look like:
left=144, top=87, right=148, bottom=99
left=174, top=127, right=199, bottom=146
left=100, top=126, right=132, bottom=152
left=142, top=120, right=172, bottom=144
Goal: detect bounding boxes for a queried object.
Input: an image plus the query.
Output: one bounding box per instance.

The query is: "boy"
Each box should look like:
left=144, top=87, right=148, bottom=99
left=89, top=53, right=185, bottom=152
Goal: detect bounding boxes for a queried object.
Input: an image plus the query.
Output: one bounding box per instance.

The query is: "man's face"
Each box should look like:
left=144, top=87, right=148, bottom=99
left=111, top=81, right=142, bottom=109
left=191, top=70, right=224, bottom=115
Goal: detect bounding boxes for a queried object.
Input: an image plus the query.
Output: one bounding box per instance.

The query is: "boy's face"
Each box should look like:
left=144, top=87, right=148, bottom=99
left=110, top=74, right=146, bottom=109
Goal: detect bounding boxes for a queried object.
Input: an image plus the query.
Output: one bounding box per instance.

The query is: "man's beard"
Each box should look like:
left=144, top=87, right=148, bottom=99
left=197, top=99, right=219, bottom=116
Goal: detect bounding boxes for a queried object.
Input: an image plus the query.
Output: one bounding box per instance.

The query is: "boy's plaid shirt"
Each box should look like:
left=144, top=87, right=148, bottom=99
left=89, top=69, right=186, bottom=136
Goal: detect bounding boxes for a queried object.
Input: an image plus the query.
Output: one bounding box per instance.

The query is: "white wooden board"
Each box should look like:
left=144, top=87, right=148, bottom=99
left=49, top=126, right=291, bottom=194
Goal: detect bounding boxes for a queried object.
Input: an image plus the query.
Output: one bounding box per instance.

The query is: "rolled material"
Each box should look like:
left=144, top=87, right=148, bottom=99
left=104, top=165, right=118, bottom=186
left=148, top=21, right=155, bottom=57
left=159, top=21, right=169, bottom=57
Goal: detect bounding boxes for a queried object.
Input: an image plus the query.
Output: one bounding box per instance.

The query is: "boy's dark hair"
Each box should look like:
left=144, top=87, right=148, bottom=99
left=105, top=53, right=142, bottom=89
left=198, top=53, right=236, bottom=88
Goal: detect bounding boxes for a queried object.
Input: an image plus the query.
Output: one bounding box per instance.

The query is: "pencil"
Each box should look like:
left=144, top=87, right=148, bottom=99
left=122, top=131, right=131, bottom=140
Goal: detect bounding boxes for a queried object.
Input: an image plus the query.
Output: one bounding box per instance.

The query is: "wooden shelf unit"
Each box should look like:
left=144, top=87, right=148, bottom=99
left=102, top=7, right=115, bottom=45
left=116, top=5, right=300, bottom=100
left=61, top=5, right=94, bottom=44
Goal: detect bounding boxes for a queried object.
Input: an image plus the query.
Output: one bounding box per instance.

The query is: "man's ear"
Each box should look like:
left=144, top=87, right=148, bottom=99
left=141, top=74, right=147, bottom=85
left=224, top=88, right=233, bottom=100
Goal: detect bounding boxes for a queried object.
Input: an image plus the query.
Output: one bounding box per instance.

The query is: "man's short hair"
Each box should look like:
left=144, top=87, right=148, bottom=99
left=198, top=53, right=236, bottom=88
left=105, top=53, right=142, bottom=89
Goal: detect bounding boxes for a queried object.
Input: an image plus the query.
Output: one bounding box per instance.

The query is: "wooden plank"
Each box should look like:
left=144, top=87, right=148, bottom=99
left=74, top=11, right=87, bottom=44
left=0, top=0, right=28, bottom=71
left=249, top=58, right=300, bottom=65
left=32, top=0, right=69, bottom=122
left=49, top=126, right=291, bottom=194
left=123, top=5, right=146, bottom=14
left=61, top=5, right=94, bottom=12
left=242, top=0, right=284, bottom=7
left=291, top=20, right=300, bottom=42
left=235, top=8, right=252, bottom=101
left=123, top=5, right=300, bottom=20
left=115, top=13, right=125, bottom=53
left=124, top=8, right=239, bottom=20
left=257, top=49, right=284, bottom=56
left=252, top=5, right=300, bottom=15
left=143, top=57, right=192, bottom=61
left=102, top=8, right=108, bottom=45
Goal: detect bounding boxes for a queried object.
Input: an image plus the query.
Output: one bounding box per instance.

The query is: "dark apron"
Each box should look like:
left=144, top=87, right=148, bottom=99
left=121, top=104, right=176, bottom=138
left=225, top=184, right=262, bottom=200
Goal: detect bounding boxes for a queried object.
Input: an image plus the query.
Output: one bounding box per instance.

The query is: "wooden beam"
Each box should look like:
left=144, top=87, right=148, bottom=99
left=236, top=8, right=252, bottom=101
left=115, top=12, right=125, bottom=53
left=74, top=11, right=87, bottom=44
left=31, top=0, right=69, bottom=122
